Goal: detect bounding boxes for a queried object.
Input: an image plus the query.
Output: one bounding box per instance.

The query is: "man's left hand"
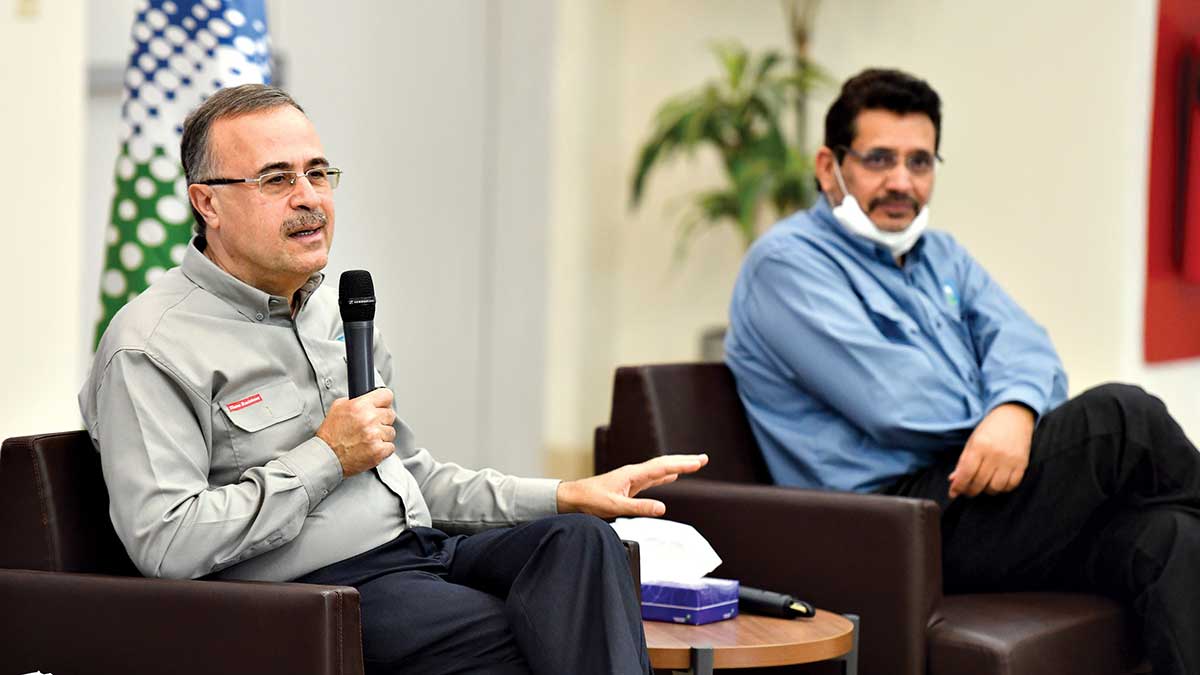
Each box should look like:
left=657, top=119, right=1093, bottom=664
left=556, top=454, right=709, bottom=518
left=948, top=403, right=1035, bottom=499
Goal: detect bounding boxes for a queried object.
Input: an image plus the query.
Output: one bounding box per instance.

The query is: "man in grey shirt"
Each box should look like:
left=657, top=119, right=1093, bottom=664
left=80, top=84, right=705, bottom=675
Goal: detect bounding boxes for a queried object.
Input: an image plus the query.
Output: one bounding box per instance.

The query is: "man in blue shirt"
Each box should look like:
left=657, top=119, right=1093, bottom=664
left=727, top=69, right=1199, bottom=674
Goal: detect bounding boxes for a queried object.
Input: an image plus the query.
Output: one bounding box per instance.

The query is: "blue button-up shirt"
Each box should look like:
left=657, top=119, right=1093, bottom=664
left=725, top=196, right=1068, bottom=493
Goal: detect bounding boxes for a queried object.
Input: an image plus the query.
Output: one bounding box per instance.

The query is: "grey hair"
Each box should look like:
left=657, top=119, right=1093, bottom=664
left=181, top=84, right=305, bottom=235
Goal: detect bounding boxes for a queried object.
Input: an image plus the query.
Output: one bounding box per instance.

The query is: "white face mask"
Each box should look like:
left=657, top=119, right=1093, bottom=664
left=830, top=161, right=929, bottom=258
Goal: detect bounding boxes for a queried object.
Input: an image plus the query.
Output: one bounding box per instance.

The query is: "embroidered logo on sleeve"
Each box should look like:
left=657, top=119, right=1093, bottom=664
left=227, top=393, right=264, bottom=412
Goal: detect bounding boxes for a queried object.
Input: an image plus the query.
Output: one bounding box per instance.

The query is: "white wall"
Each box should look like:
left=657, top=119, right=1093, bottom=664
left=543, top=1, right=624, bottom=470
left=81, top=2, right=127, bottom=383
left=546, top=0, right=1199, bottom=462
left=0, top=2, right=86, bottom=440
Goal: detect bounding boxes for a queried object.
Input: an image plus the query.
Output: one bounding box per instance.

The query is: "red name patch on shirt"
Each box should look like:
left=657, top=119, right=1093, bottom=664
left=227, top=393, right=263, bottom=412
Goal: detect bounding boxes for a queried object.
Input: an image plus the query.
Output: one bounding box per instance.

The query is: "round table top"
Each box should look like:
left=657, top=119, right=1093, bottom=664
left=643, top=610, right=854, bottom=670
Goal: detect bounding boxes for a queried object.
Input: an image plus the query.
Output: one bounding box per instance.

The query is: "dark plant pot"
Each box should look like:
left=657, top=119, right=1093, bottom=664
left=700, top=325, right=727, bottom=362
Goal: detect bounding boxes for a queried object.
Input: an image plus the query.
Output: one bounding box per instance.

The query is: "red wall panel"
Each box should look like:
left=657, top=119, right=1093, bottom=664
left=1146, top=0, right=1200, bottom=362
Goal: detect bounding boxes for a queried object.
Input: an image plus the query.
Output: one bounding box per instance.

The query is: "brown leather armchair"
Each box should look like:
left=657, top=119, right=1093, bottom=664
left=0, top=430, right=643, bottom=674
left=0, top=431, right=365, bottom=675
left=596, top=364, right=1146, bottom=675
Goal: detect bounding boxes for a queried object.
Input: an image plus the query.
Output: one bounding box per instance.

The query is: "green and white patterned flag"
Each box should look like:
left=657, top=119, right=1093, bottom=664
left=95, top=0, right=272, bottom=346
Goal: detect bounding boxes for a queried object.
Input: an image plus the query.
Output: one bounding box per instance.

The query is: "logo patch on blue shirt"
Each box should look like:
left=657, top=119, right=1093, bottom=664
left=941, top=281, right=959, bottom=308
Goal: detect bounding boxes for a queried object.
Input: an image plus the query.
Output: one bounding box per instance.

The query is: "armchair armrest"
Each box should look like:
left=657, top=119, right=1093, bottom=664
left=0, top=569, right=363, bottom=675
left=645, top=479, right=942, bottom=675
left=623, top=538, right=641, bottom=603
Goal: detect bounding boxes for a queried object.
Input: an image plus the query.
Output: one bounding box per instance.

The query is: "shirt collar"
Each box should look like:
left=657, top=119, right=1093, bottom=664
left=181, top=237, right=325, bottom=322
left=809, top=193, right=927, bottom=265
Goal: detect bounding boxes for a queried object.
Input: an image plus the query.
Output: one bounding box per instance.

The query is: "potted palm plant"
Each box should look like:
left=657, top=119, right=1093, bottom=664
left=630, top=42, right=825, bottom=253
left=629, top=1, right=825, bottom=358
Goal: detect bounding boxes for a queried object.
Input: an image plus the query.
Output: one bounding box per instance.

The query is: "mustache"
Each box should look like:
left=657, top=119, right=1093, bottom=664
left=868, top=193, right=920, bottom=213
left=282, top=211, right=328, bottom=235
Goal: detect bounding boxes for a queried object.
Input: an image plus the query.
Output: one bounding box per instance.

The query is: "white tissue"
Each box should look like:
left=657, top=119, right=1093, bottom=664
left=610, top=517, right=722, bottom=583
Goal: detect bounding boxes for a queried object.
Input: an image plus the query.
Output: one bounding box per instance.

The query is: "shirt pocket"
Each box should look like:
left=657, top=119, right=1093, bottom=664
left=858, top=289, right=916, bottom=342
left=217, top=379, right=309, bottom=474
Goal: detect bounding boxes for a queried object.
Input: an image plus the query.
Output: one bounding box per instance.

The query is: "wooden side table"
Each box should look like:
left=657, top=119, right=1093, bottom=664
left=644, top=610, right=859, bottom=674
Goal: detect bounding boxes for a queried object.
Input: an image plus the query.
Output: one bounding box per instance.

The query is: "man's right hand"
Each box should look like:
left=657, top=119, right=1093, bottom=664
left=315, top=387, right=397, bottom=477
left=948, top=402, right=1034, bottom=498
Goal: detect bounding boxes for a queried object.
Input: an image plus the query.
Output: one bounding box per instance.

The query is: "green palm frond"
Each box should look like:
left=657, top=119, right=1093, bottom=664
left=712, top=41, right=750, bottom=91
left=630, top=40, right=826, bottom=252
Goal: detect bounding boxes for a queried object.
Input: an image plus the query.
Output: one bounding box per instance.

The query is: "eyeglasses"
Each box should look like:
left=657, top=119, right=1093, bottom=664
left=197, top=167, right=343, bottom=197
left=838, top=147, right=942, bottom=176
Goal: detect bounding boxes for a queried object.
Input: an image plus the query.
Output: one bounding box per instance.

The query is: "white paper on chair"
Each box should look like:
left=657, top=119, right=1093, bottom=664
left=610, top=517, right=722, bottom=583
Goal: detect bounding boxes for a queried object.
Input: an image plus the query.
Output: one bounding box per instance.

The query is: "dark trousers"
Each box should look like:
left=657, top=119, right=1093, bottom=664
left=882, top=383, right=1200, bottom=675
left=296, top=513, right=651, bottom=675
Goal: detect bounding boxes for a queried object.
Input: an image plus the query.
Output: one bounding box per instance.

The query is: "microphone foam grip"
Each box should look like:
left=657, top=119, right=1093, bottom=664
left=339, top=270, right=376, bottom=321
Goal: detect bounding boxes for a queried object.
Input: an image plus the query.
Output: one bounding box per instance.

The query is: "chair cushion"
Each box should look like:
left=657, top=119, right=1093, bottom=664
left=929, top=593, right=1143, bottom=675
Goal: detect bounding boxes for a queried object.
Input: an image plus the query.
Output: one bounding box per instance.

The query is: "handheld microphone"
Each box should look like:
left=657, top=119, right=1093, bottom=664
left=338, top=270, right=376, bottom=398
left=738, top=586, right=815, bottom=619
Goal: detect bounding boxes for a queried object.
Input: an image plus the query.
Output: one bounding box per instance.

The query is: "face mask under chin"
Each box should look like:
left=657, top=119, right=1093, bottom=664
left=830, top=161, right=929, bottom=259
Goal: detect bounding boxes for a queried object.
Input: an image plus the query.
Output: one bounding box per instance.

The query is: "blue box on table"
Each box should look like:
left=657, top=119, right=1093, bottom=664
left=641, top=577, right=739, bottom=625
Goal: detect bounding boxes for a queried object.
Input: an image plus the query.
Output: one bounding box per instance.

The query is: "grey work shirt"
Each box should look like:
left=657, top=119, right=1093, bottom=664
left=79, top=238, right=559, bottom=582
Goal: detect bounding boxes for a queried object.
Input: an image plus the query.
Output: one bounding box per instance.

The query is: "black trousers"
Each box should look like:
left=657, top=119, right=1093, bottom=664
left=296, top=513, right=651, bottom=675
left=882, top=383, right=1200, bottom=675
